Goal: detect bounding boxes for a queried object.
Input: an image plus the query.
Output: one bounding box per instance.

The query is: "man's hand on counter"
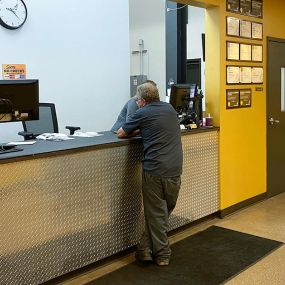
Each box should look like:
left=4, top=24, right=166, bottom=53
left=117, top=127, right=139, bottom=138
left=117, top=127, right=128, bottom=138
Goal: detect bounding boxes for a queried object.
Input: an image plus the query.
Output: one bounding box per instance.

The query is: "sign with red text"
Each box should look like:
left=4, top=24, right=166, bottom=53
left=2, top=64, right=26, bottom=79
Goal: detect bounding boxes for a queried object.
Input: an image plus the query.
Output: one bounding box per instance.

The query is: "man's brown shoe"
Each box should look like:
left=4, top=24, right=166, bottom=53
left=156, top=258, right=170, bottom=266
left=135, top=251, right=153, bottom=262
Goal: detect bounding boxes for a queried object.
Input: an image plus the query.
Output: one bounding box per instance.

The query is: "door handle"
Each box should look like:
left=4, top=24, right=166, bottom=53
left=268, top=117, right=280, bottom=125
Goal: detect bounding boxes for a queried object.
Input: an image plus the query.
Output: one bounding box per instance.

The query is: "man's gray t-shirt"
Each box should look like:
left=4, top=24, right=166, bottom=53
left=111, top=97, right=138, bottom=132
left=122, top=101, right=183, bottom=177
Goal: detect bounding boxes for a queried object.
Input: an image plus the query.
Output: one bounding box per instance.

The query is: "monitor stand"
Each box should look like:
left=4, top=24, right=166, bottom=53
left=0, top=144, right=23, bottom=155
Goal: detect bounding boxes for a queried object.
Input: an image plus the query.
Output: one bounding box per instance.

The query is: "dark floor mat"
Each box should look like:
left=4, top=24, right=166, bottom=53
left=87, top=226, right=283, bottom=285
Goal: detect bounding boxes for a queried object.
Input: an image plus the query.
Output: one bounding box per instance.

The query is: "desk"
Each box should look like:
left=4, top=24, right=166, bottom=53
left=0, top=129, right=219, bottom=285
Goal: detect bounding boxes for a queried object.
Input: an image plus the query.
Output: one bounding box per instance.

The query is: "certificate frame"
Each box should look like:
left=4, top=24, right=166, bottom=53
left=226, top=65, right=240, bottom=84
left=251, top=67, right=264, bottom=84
left=226, top=16, right=240, bottom=37
left=226, top=0, right=263, bottom=19
left=240, top=43, right=252, bottom=61
left=240, top=66, right=252, bottom=84
left=226, top=89, right=240, bottom=109
left=226, top=42, right=263, bottom=63
left=240, top=20, right=252, bottom=39
left=251, top=0, right=263, bottom=19
left=226, top=41, right=240, bottom=61
left=227, top=65, right=264, bottom=85
left=239, top=0, right=252, bottom=16
left=251, top=21, right=263, bottom=40
left=226, top=0, right=240, bottom=13
left=251, top=44, right=263, bottom=62
left=239, top=89, right=252, bottom=107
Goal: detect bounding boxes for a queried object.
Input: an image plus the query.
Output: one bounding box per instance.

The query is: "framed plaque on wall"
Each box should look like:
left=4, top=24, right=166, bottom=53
left=227, top=41, right=240, bottom=61
left=252, top=22, right=263, bottom=40
left=240, top=44, right=252, bottom=61
left=251, top=0, right=263, bottom=18
left=251, top=67, right=263, bottom=83
left=226, top=89, right=240, bottom=108
left=240, top=0, right=251, bottom=16
left=227, top=17, right=240, bottom=37
left=239, top=89, right=252, bottom=107
left=227, top=66, right=240, bottom=84
left=240, top=20, right=252, bottom=38
left=252, top=45, right=263, bottom=62
left=227, top=0, right=239, bottom=13
left=240, top=67, right=252, bottom=84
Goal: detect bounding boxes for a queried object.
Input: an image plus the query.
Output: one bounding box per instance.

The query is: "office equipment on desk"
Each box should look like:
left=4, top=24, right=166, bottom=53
left=18, top=103, right=80, bottom=140
left=0, top=79, right=39, bottom=123
left=0, top=143, right=22, bottom=154
left=0, top=79, right=40, bottom=153
left=170, top=83, right=203, bottom=128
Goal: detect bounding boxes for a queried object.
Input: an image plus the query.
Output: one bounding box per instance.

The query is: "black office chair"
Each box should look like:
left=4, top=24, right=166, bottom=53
left=18, top=103, right=80, bottom=140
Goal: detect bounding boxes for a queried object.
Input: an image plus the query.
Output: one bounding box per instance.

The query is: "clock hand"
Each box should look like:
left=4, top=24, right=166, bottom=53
left=6, top=7, right=20, bottom=20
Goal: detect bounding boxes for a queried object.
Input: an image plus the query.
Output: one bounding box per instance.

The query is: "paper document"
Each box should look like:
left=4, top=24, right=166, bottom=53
left=71, top=131, right=103, bottom=137
left=7, top=141, right=37, bottom=145
left=36, top=133, right=74, bottom=141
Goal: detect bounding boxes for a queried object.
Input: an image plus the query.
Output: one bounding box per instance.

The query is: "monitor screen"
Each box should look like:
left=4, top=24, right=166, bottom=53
left=169, top=84, right=197, bottom=113
left=0, top=79, right=39, bottom=123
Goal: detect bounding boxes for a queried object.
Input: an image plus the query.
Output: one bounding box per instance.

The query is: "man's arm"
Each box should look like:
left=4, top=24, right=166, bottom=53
left=117, top=127, right=140, bottom=138
left=117, top=127, right=128, bottom=138
left=118, top=109, right=141, bottom=138
left=126, top=98, right=138, bottom=121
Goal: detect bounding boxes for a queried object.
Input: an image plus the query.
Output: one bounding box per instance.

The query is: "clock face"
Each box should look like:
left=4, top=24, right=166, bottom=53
left=0, top=0, right=27, bottom=30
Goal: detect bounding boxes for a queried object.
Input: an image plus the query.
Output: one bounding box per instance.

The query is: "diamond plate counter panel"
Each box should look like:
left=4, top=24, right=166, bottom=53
left=169, top=131, right=219, bottom=230
left=0, top=131, right=219, bottom=285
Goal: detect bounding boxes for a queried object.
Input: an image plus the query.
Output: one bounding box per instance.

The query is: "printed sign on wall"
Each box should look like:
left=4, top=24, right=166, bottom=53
left=2, top=64, right=26, bottom=79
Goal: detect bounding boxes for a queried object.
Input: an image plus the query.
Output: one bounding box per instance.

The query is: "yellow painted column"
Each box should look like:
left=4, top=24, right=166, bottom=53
left=173, top=0, right=285, bottom=210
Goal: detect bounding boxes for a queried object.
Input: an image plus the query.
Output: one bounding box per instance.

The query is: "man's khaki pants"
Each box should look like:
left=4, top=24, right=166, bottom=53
left=137, top=170, right=181, bottom=259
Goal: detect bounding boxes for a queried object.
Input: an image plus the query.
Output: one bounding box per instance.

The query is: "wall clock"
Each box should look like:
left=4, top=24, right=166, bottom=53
left=0, top=0, right=27, bottom=30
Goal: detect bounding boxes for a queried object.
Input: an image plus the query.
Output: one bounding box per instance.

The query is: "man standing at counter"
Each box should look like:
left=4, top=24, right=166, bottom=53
left=111, top=80, right=157, bottom=133
left=117, top=82, right=183, bottom=266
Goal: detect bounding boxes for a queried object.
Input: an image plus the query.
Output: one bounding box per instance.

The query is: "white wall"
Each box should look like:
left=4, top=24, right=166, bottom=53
left=0, top=0, right=130, bottom=143
left=129, top=0, right=166, bottom=99
left=187, top=6, right=205, bottom=96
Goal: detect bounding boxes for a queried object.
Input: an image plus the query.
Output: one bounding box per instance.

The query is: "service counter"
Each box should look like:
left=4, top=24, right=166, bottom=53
left=0, top=128, right=219, bottom=285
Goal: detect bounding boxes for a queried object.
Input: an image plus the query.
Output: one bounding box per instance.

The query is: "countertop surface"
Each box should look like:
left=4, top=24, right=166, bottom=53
left=0, top=127, right=219, bottom=163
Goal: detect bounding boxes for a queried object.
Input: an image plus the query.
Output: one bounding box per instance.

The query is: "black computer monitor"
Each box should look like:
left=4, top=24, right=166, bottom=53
left=170, top=83, right=204, bottom=126
left=0, top=79, right=39, bottom=123
left=169, top=84, right=198, bottom=114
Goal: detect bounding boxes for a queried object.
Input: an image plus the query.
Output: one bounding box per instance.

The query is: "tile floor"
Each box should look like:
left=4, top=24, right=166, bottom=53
left=59, top=192, right=285, bottom=285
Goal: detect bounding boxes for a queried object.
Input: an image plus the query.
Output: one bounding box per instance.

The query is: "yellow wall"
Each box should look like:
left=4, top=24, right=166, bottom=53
left=219, top=1, right=266, bottom=209
left=174, top=0, right=285, bottom=210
